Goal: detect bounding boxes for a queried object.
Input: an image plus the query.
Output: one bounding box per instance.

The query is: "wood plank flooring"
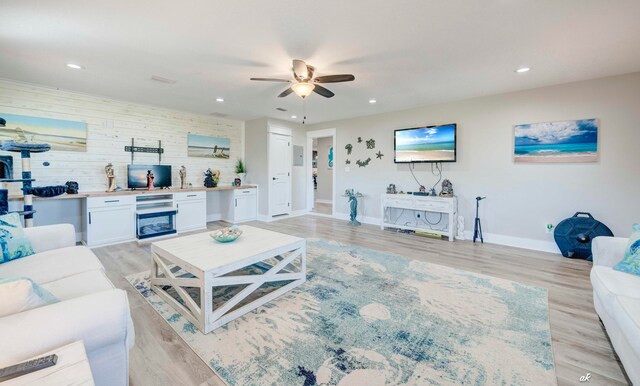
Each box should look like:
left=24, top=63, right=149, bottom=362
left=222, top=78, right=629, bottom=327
left=92, top=215, right=629, bottom=386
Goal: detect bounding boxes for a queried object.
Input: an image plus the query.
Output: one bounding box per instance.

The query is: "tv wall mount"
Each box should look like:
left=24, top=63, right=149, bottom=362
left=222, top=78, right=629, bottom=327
left=125, top=138, right=164, bottom=164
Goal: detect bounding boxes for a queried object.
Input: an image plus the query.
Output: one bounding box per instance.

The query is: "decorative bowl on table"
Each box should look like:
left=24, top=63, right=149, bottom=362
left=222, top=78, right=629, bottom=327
left=210, top=225, right=243, bottom=243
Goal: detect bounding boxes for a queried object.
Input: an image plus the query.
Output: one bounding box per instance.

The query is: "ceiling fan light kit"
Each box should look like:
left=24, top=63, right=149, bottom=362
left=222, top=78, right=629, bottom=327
left=250, top=59, right=355, bottom=100
left=291, top=82, right=315, bottom=98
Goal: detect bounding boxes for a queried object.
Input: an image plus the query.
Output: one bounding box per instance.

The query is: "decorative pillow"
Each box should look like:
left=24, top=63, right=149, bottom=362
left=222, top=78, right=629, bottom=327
left=0, top=213, right=35, bottom=264
left=613, top=224, right=640, bottom=276
left=0, top=277, right=58, bottom=317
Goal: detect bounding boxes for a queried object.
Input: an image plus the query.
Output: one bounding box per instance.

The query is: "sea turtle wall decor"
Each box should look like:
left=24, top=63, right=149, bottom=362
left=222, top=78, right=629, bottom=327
left=366, top=138, right=375, bottom=149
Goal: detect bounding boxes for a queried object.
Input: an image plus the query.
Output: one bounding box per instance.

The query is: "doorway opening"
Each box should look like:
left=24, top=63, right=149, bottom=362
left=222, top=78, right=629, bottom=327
left=306, top=129, right=336, bottom=217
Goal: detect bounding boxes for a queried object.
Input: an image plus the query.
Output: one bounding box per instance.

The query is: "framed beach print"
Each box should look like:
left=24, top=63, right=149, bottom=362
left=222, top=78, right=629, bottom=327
left=187, top=133, right=230, bottom=158
left=513, top=118, right=598, bottom=163
left=0, top=113, right=87, bottom=152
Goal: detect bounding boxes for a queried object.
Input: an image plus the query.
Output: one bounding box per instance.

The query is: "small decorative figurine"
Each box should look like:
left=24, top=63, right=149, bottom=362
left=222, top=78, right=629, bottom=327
left=146, top=170, right=155, bottom=190
left=234, top=178, right=241, bottom=186
left=439, top=179, right=454, bottom=197
left=419, top=185, right=426, bottom=193
left=65, top=181, right=79, bottom=194
left=105, top=163, right=116, bottom=192
left=344, top=189, right=363, bottom=226
left=345, top=144, right=353, bottom=155
left=456, top=216, right=465, bottom=240
left=386, top=184, right=397, bottom=194
left=179, top=165, right=187, bottom=189
left=203, top=168, right=218, bottom=188
left=366, top=138, right=376, bottom=149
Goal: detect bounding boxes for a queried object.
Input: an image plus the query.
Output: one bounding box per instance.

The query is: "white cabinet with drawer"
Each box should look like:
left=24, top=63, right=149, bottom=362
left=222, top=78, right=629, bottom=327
left=380, top=194, right=457, bottom=242
left=83, top=195, right=136, bottom=247
left=224, top=188, right=258, bottom=223
left=174, top=191, right=207, bottom=232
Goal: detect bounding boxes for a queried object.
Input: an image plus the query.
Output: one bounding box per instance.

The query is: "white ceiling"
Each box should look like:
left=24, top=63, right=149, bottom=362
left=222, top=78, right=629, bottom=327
left=1, top=1, right=639, bottom=124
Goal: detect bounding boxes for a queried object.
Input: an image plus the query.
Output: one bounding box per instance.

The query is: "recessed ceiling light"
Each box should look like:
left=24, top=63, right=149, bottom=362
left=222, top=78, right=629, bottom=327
left=66, top=63, right=84, bottom=70
left=515, top=67, right=531, bottom=73
left=291, top=115, right=297, bottom=119
left=369, top=99, right=377, bottom=104
left=216, top=98, right=224, bottom=102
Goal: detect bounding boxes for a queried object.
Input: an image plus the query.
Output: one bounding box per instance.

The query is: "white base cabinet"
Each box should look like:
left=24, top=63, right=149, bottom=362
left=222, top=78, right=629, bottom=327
left=175, top=191, right=207, bottom=232
left=224, top=188, right=258, bottom=223
left=82, top=187, right=256, bottom=247
left=84, top=196, right=136, bottom=247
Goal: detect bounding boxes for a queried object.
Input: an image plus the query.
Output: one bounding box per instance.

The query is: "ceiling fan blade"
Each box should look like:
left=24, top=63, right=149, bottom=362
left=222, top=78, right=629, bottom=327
left=293, top=59, right=309, bottom=81
left=314, top=74, right=355, bottom=83
left=277, top=88, right=294, bottom=98
left=313, top=84, right=335, bottom=98
left=250, top=77, right=291, bottom=82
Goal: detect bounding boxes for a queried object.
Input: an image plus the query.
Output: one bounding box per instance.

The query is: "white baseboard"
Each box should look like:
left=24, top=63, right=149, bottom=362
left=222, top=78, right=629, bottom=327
left=207, top=213, right=222, bottom=222
left=332, top=212, right=380, bottom=227
left=315, top=199, right=333, bottom=204
left=331, top=211, right=560, bottom=254
left=462, top=230, right=560, bottom=254
left=258, top=210, right=309, bottom=223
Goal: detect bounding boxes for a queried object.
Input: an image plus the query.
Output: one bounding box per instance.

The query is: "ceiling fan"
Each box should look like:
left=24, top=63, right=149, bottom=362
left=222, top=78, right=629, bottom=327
left=250, top=59, right=355, bottom=99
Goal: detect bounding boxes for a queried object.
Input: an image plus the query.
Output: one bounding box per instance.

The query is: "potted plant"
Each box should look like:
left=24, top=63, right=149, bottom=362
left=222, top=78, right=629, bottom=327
left=235, top=159, right=246, bottom=185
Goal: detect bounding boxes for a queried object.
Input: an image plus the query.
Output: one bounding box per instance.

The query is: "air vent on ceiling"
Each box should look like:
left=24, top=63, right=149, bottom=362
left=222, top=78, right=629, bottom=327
left=150, top=75, right=177, bottom=84
left=209, top=112, right=229, bottom=118
left=276, top=107, right=287, bottom=112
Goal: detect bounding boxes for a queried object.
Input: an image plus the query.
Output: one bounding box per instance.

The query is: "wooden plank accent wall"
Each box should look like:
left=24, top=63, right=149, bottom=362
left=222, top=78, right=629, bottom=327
left=0, top=79, right=244, bottom=195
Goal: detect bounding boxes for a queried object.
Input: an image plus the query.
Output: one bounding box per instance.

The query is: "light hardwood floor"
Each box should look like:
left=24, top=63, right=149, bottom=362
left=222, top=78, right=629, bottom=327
left=92, top=216, right=629, bottom=386
left=311, top=201, right=332, bottom=215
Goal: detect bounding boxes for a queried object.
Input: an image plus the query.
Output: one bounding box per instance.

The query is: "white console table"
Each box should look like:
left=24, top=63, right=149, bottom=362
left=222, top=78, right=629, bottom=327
left=381, top=194, right=457, bottom=241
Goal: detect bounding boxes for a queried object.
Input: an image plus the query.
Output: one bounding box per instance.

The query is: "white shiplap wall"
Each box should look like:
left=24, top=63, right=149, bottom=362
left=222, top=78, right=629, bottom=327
left=0, top=79, right=243, bottom=195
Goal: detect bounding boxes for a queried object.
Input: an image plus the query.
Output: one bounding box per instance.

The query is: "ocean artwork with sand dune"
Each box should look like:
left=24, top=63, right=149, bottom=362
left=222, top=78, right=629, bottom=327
left=187, top=133, right=230, bottom=159
left=0, top=113, right=87, bottom=152
left=514, top=118, right=598, bottom=163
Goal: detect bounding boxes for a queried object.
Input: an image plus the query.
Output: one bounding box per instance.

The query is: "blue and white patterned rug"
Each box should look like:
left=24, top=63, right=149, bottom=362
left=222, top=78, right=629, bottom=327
left=127, top=239, right=556, bottom=385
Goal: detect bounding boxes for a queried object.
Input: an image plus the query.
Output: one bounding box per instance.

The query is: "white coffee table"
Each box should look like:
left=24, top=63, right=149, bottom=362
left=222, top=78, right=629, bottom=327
left=150, top=225, right=306, bottom=333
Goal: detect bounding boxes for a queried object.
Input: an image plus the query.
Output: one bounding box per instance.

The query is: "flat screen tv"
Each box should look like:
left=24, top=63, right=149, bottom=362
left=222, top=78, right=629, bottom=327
left=394, top=123, right=457, bottom=163
left=127, top=165, right=172, bottom=189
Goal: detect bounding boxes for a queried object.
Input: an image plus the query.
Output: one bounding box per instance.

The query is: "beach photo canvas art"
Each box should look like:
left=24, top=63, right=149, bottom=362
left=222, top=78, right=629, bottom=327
left=187, top=133, right=230, bottom=158
left=514, top=118, right=598, bottom=163
left=0, top=113, right=87, bottom=152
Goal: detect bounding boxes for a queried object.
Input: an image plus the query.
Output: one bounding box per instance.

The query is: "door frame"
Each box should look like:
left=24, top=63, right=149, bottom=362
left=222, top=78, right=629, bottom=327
left=306, top=128, right=336, bottom=215
left=268, top=126, right=293, bottom=217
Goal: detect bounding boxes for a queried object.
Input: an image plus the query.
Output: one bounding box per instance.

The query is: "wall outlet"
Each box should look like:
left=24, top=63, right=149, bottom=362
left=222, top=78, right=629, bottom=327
left=545, top=223, right=554, bottom=234
left=344, top=166, right=350, bottom=172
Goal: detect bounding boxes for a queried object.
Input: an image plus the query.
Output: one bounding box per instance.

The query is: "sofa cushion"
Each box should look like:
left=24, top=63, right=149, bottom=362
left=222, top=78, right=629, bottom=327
left=613, top=223, right=640, bottom=276
left=41, top=269, right=115, bottom=301
left=591, top=265, right=640, bottom=319
left=0, top=213, right=35, bottom=264
left=0, top=246, right=104, bottom=284
left=0, top=277, right=57, bottom=317
left=612, top=296, right=640, bottom=357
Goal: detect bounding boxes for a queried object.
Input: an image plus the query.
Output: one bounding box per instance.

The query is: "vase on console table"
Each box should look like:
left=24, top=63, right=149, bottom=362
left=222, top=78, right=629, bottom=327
left=237, top=173, right=246, bottom=186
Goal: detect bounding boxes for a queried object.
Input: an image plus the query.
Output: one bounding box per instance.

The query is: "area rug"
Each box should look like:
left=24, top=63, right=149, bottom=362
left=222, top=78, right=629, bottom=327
left=126, top=239, right=556, bottom=385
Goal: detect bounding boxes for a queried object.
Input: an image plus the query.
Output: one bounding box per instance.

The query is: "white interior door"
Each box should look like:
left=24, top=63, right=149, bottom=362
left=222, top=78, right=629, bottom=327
left=269, top=132, right=292, bottom=216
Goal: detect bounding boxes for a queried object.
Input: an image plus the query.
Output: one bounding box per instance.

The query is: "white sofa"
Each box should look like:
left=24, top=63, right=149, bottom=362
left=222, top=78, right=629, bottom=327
left=591, top=236, right=639, bottom=385
left=0, top=224, right=135, bottom=386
